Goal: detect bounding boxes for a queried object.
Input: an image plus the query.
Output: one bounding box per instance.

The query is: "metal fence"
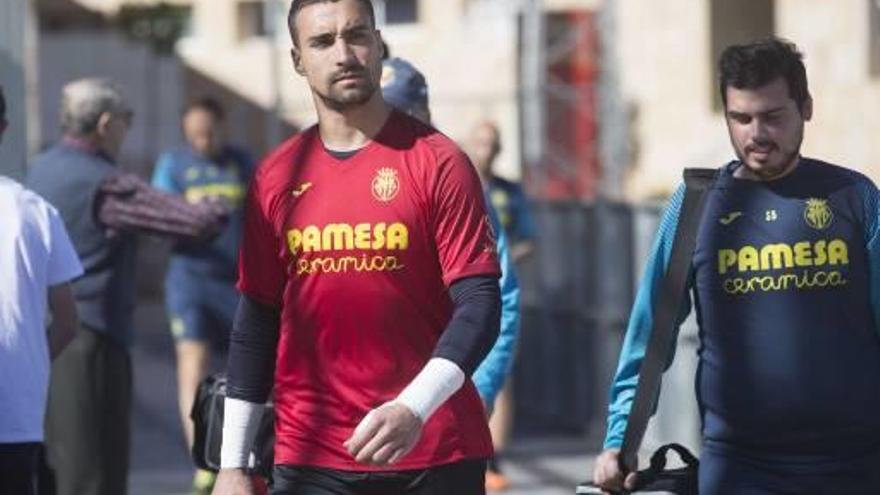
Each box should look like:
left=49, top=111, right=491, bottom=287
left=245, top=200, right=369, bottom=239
left=512, top=199, right=702, bottom=455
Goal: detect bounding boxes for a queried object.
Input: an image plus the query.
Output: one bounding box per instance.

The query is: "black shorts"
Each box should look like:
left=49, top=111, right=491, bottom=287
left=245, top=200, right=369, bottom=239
left=270, top=459, right=486, bottom=495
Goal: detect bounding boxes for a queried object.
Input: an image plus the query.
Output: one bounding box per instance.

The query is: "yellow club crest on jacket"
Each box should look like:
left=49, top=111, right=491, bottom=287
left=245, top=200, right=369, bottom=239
left=804, top=198, right=833, bottom=230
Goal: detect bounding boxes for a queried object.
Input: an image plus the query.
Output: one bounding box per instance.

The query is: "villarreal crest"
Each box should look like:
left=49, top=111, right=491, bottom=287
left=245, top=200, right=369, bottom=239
left=804, top=198, right=833, bottom=230
left=372, top=167, right=400, bottom=203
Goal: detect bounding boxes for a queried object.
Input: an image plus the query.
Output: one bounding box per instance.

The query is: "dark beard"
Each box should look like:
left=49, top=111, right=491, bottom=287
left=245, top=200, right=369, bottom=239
left=735, top=125, right=804, bottom=180
left=764, top=146, right=800, bottom=179
left=735, top=144, right=801, bottom=180
left=317, top=81, right=376, bottom=112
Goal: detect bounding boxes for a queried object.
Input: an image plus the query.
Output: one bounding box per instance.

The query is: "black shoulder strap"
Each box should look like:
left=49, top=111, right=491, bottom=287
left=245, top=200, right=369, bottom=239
left=618, top=168, right=717, bottom=471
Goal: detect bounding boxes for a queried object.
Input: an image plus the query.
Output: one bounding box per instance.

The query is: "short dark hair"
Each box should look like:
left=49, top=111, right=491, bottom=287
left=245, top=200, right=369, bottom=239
left=0, top=85, right=6, bottom=122
left=183, top=96, right=225, bottom=122
left=718, top=37, right=810, bottom=110
left=287, top=0, right=376, bottom=46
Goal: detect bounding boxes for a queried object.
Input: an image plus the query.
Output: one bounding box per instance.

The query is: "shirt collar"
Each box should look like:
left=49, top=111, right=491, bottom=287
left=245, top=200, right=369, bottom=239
left=61, top=135, right=115, bottom=164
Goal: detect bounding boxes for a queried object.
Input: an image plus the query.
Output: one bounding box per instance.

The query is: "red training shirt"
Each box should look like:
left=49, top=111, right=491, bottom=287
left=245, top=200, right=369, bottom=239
left=237, top=111, right=501, bottom=471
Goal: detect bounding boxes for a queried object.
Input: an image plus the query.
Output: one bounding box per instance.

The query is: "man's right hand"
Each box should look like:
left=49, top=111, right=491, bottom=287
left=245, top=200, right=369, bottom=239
left=592, top=448, right=637, bottom=493
left=212, top=468, right=254, bottom=495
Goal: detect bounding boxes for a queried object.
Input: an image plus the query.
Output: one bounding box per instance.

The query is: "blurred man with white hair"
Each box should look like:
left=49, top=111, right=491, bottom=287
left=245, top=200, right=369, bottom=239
left=0, top=85, right=82, bottom=495
left=27, top=77, right=227, bottom=495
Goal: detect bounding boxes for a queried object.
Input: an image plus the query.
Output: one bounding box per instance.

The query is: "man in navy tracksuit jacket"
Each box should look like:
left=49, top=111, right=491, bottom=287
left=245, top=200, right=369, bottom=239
left=594, top=38, right=880, bottom=494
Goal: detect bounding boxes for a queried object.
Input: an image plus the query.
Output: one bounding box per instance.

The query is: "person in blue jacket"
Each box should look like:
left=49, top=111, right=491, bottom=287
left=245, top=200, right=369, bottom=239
left=468, top=120, right=536, bottom=264
left=594, top=38, right=880, bottom=494
left=380, top=56, right=521, bottom=418
left=465, top=118, right=535, bottom=491
left=151, top=97, right=254, bottom=493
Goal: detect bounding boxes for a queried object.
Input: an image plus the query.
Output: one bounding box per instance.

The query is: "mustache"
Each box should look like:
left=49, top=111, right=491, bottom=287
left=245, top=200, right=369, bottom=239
left=745, top=141, right=777, bottom=153
left=331, top=67, right=367, bottom=82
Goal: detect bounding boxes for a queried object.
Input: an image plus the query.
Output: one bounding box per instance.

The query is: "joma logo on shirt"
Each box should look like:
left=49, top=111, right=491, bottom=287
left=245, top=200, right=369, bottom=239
left=717, top=239, right=849, bottom=275
left=286, top=222, right=409, bottom=255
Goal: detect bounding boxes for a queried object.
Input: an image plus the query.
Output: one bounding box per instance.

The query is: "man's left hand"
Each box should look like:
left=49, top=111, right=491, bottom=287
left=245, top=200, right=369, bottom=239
left=344, top=402, right=423, bottom=466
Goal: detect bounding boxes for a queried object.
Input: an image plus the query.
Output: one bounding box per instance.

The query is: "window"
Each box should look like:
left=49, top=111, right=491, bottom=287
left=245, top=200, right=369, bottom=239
left=871, top=0, right=880, bottom=77
left=237, top=0, right=266, bottom=40
left=379, top=0, right=418, bottom=25
left=710, top=0, right=775, bottom=110
left=178, top=7, right=194, bottom=38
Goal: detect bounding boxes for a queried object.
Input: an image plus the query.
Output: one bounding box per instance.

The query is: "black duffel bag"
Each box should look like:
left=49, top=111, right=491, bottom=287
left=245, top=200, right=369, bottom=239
left=190, top=373, right=276, bottom=477
left=576, top=443, right=698, bottom=494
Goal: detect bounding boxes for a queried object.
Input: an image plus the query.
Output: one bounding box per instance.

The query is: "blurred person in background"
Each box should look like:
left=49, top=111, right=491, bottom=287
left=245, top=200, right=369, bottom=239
left=379, top=57, right=431, bottom=123
left=381, top=56, right=522, bottom=493
left=27, top=77, right=227, bottom=495
left=467, top=121, right=536, bottom=263
left=594, top=38, right=880, bottom=494
left=212, top=0, right=501, bottom=493
left=151, top=97, right=254, bottom=494
left=0, top=85, right=82, bottom=495
left=465, top=120, right=536, bottom=491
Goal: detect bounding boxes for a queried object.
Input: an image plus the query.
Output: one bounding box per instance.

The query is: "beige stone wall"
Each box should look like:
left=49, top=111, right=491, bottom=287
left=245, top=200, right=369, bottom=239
left=615, top=0, right=880, bottom=200
left=72, top=0, right=880, bottom=198
left=777, top=0, right=880, bottom=179
left=382, top=13, right=520, bottom=179
left=176, top=0, right=523, bottom=178
left=64, top=0, right=592, bottom=182
left=614, top=0, right=730, bottom=200
left=418, top=0, right=466, bottom=29
left=544, top=0, right=602, bottom=11
left=190, top=0, right=239, bottom=47
left=68, top=0, right=192, bottom=14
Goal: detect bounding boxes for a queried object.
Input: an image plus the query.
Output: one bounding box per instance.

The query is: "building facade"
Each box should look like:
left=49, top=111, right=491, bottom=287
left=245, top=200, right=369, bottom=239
left=38, top=0, right=880, bottom=199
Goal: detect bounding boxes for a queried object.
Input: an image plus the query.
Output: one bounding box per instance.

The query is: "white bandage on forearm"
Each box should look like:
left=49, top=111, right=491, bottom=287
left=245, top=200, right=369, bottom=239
left=219, top=397, right=265, bottom=469
left=395, top=358, right=465, bottom=422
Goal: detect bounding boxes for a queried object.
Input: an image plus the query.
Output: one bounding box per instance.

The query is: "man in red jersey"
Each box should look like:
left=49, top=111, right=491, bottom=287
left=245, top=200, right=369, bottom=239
left=212, top=1, right=501, bottom=494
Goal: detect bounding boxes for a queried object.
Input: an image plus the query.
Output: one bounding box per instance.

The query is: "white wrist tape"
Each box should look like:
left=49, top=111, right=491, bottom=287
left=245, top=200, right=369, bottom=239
left=219, top=397, right=265, bottom=469
left=395, top=358, right=465, bottom=422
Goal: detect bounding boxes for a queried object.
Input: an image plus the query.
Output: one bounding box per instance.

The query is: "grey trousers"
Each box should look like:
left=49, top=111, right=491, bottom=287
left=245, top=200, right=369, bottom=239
left=41, top=328, right=132, bottom=495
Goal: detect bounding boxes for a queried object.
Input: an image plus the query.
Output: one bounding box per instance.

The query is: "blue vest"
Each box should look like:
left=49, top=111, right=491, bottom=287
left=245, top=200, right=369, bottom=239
left=27, top=143, right=138, bottom=347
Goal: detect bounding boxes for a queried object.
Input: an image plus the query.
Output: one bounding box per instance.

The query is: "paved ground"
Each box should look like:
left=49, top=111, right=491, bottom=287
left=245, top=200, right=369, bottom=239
left=128, top=301, right=598, bottom=495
